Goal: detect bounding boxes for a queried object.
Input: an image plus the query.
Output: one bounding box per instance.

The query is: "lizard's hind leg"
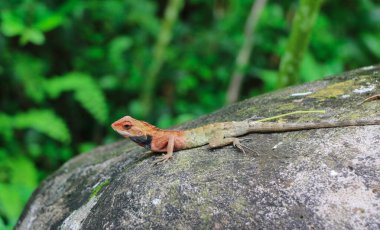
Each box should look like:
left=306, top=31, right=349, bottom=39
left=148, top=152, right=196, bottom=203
left=209, top=135, right=256, bottom=155
left=234, top=139, right=259, bottom=155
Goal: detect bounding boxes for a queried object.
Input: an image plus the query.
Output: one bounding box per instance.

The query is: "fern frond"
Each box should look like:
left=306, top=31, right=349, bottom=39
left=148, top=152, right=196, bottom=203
left=13, top=54, right=47, bottom=102
left=45, top=72, right=109, bottom=124
left=13, top=110, right=71, bottom=143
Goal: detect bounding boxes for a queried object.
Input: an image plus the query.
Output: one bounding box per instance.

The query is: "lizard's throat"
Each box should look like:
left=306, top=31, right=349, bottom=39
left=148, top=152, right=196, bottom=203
left=114, top=129, right=131, bottom=137
left=130, top=135, right=152, bottom=150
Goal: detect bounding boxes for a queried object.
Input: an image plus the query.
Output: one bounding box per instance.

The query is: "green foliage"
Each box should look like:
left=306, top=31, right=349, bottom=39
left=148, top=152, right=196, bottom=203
left=0, top=0, right=379, bottom=229
left=1, top=1, right=64, bottom=45
left=13, top=54, right=47, bottom=103
left=0, top=110, right=70, bottom=143
left=362, top=33, right=380, bottom=58
left=10, top=54, right=109, bottom=124
left=45, top=73, right=109, bottom=124
left=0, top=150, right=38, bottom=229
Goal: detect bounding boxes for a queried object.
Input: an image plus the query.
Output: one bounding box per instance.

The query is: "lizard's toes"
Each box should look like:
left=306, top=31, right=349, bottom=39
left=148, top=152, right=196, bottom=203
left=153, top=154, right=173, bottom=165
left=232, top=139, right=259, bottom=155
left=232, top=140, right=246, bottom=154
left=236, top=144, right=246, bottom=154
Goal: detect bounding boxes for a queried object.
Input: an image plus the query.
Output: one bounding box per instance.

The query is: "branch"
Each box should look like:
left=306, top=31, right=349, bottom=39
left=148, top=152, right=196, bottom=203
left=140, top=0, right=184, bottom=117
left=226, top=0, right=268, bottom=104
left=277, top=0, right=323, bottom=87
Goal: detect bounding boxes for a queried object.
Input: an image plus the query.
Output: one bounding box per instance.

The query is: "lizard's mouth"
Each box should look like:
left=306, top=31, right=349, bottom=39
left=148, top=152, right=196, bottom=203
left=111, top=122, right=131, bottom=137
left=114, top=129, right=131, bottom=137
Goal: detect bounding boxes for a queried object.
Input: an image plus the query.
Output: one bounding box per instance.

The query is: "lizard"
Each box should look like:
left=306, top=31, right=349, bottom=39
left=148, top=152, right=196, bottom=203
left=111, top=112, right=380, bottom=163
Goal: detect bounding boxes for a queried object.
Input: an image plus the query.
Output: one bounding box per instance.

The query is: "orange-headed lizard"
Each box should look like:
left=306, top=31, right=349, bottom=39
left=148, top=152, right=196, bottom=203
left=111, top=113, right=380, bottom=163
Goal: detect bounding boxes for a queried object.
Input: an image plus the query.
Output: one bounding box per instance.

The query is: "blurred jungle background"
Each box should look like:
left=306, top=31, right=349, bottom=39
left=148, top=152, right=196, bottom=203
left=0, top=0, right=379, bottom=228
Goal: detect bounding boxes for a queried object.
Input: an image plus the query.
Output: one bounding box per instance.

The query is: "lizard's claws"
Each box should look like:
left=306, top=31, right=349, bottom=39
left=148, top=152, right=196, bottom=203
left=233, top=139, right=246, bottom=154
left=233, top=139, right=259, bottom=156
left=153, top=154, right=173, bottom=164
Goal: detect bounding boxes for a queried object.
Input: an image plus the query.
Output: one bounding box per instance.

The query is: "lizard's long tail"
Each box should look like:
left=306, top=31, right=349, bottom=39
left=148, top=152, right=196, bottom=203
left=247, top=118, right=380, bottom=133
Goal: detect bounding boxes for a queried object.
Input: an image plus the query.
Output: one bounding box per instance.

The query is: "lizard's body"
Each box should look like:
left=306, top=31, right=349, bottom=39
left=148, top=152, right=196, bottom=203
left=111, top=115, right=380, bottom=163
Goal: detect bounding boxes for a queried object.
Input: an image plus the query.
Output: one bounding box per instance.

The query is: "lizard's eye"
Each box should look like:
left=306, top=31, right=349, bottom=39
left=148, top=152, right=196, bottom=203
left=123, top=124, right=132, bottom=130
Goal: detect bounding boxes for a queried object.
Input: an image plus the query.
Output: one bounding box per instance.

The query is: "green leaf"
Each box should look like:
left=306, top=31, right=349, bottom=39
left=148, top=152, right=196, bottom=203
left=45, top=73, right=109, bottom=124
left=300, top=53, right=343, bottom=82
left=7, top=156, right=38, bottom=188
left=75, top=85, right=108, bottom=124
left=0, top=155, right=38, bottom=228
left=35, top=14, right=64, bottom=31
left=20, top=28, right=45, bottom=45
left=0, top=184, right=24, bottom=228
left=13, top=110, right=71, bottom=143
left=0, top=11, right=25, bottom=36
left=108, top=36, right=132, bottom=71
left=257, top=69, right=278, bottom=92
left=13, top=54, right=47, bottom=102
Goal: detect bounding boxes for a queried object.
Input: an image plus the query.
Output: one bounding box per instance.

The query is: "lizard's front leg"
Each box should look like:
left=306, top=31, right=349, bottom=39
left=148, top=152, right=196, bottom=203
left=153, top=135, right=175, bottom=164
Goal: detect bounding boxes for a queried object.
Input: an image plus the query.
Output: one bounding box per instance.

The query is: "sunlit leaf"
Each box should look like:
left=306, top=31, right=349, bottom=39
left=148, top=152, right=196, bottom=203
left=35, top=14, right=64, bottom=31
left=20, top=28, right=45, bottom=45
left=0, top=11, right=25, bottom=36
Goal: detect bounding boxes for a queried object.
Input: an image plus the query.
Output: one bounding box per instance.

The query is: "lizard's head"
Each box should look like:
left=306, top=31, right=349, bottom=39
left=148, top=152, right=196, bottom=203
left=111, top=116, right=158, bottom=149
left=112, top=115, right=161, bottom=136
left=111, top=116, right=148, bottom=138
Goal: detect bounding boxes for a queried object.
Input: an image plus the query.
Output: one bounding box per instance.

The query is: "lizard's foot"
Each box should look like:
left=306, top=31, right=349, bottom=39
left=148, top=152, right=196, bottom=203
left=233, top=139, right=258, bottom=156
left=153, top=154, right=173, bottom=164
left=232, top=139, right=246, bottom=154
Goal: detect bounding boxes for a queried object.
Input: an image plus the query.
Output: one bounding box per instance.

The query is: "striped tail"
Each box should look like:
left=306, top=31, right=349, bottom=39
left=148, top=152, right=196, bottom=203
left=248, top=118, right=380, bottom=133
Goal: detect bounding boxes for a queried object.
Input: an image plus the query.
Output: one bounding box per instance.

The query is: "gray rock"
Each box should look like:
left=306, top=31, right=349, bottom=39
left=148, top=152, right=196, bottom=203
left=17, top=65, right=380, bottom=229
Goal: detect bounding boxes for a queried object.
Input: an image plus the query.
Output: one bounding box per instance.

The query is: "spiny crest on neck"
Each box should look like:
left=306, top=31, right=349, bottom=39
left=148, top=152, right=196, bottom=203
left=139, top=119, right=161, bottom=131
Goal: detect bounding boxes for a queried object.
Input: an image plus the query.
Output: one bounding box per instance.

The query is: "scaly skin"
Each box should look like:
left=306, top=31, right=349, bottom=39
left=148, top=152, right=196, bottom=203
left=112, top=115, right=380, bottom=163
left=111, top=116, right=185, bottom=151
left=111, top=116, right=186, bottom=163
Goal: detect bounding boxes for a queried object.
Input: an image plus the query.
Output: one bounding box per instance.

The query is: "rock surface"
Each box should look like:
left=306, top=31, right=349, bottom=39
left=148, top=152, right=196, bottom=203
left=17, top=66, right=380, bottom=229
